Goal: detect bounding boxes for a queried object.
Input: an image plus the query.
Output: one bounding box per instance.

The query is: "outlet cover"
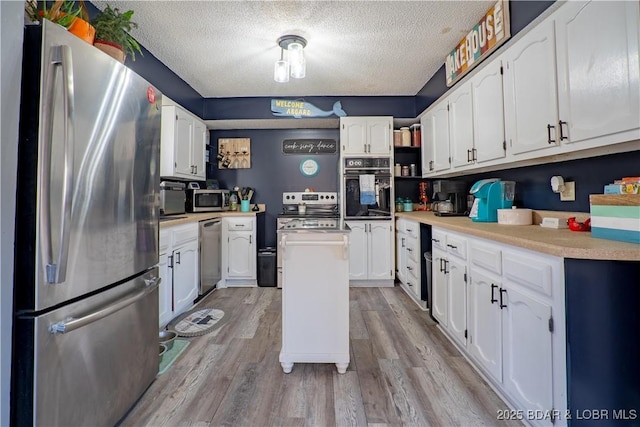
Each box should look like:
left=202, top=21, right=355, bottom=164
left=560, top=181, right=576, bottom=201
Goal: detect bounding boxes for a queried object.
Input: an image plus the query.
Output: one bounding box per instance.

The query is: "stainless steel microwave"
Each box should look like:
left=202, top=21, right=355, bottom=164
left=186, top=189, right=230, bottom=212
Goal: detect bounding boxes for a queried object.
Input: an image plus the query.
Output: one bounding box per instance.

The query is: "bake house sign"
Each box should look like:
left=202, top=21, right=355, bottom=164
left=271, top=99, right=347, bottom=118
left=445, top=0, right=510, bottom=87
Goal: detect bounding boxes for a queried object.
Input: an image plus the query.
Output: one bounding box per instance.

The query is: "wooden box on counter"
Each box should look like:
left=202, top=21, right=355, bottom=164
left=589, top=194, right=640, bottom=244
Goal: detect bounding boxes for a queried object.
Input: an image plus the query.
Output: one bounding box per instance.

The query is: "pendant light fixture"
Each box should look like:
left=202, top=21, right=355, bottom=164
left=274, top=35, right=307, bottom=83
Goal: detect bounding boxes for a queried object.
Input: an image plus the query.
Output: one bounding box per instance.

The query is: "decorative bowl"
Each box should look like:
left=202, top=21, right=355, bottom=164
left=159, top=330, right=177, bottom=351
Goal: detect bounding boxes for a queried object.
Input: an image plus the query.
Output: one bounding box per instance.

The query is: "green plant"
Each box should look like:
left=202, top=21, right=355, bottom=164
left=25, top=0, right=82, bottom=28
left=91, top=4, right=142, bottom=60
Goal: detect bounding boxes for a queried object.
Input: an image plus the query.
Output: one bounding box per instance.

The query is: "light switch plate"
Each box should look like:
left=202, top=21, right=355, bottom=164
left=560, top=181, right=576, bottom=201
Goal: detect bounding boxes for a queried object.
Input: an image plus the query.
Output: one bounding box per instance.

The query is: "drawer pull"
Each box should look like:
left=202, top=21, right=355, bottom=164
left=490, top=284, right=498, bottom=304
left=447, top=244, right=457, bottom=249
left=499, top=288, right=507, bottom=309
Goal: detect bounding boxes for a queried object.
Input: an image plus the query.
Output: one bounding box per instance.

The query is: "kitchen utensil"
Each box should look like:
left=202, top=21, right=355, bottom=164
left=567, top=217, right=591, bottom=231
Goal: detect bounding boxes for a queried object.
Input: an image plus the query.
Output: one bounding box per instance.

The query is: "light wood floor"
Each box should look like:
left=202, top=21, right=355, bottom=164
left=120, top=286, right=521, bottom=427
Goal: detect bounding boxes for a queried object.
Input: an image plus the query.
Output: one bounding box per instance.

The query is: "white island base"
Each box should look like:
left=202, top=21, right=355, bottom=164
left=278, top=223, right=351, bottom=374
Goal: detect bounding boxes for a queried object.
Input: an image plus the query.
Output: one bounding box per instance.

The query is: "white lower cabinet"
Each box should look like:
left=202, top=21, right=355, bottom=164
left=159, top=223, right=199, bottom=327
left=431, top=229, right=468, bottom=347
left=396, top=219, right=425, bottom=309
left=433, top=227, right=566, bottom=427
left=221, top=216, right=257, bottom=287
left=346, top=220, right=394, bottom=284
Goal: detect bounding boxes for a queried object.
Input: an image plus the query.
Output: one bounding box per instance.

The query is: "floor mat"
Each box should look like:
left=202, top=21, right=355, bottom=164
left=158, top=339, right=190, bottom=375
left=167, top=307, right=227, bottom=337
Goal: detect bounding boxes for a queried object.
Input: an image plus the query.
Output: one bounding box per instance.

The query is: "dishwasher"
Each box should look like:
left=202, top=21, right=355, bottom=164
left=199, top=218, right=222, bottom=295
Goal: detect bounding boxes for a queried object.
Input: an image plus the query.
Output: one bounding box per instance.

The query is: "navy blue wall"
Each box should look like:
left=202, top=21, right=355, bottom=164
left=445, top=150, right=640, bottom=212
left=85, top=2, right=203, bottom=115
left=209, top=129, right=340, bottom=247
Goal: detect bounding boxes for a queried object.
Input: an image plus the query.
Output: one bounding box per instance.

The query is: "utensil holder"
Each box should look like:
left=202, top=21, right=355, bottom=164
left=240, top=200, right=250, bottom=212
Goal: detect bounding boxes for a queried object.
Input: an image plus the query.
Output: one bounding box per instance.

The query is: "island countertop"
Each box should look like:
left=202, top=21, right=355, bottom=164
left=395, top=210, right=639, bottom=261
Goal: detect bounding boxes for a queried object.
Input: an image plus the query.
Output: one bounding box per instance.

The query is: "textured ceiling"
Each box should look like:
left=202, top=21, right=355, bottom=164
left=93, top=1, right=495, bottom=99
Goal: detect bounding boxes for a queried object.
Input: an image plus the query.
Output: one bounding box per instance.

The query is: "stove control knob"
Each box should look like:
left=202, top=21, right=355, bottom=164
left=291, top=195, right=296, bottom=200
left=331, top=195, right=335, bottom=199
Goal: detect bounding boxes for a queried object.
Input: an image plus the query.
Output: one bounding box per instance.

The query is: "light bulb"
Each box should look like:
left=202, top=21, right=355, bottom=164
left=274, top=59, right=289, bottom=83
left=288, top=42, right=305, bottom=78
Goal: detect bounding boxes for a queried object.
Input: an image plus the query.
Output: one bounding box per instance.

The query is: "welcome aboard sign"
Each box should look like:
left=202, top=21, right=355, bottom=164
left=445, top=0, right=510, bottom=87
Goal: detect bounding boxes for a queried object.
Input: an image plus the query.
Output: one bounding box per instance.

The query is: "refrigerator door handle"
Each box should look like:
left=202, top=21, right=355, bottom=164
left=49, top=277, right=161, bottom=335
left=41, top=45, right=75, bottom=284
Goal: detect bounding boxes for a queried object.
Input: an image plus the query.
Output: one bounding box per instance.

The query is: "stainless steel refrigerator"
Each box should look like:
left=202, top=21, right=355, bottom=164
left=12, top=20, right=162, bottom=426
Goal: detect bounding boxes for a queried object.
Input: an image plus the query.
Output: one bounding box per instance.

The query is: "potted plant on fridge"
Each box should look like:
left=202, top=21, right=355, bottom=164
left=25, top=0, right=96, bottom=44
left=91, top=4, right=142, bottom=63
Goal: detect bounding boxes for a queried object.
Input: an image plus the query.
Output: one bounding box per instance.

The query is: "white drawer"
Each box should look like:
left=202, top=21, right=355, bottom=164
left=406, top=255, right=420, bottom=279
left=225, top=217, right=254, bottom=231
left=470, top=240, right=502, bottom=275
left=404, top=220, right=419, bottom=239
left=405, top=237, right=420, bottom=263
left=431, top=229, right=446, bottom=250
left=405, top=270, right=420, bottom=296
left=171, top=222, right=199, bottom=247
left=503, top=250, right=553, bottom=297
left=446, top=234, right=467, bottom=260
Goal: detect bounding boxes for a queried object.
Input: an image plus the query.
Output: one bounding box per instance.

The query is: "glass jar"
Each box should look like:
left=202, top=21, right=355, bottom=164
left=403, top=198, right=413, bottom=212
left=410, top=124, right=421, bottom=147
left=394, top=163, right=402, bottom=176
left=401, top=165, right=410, bottom=176
left=410, top=163, right=417, bottom=176
left=400, top=127, right=411, bottom=146
left=395, top=198, right=404, bottom=212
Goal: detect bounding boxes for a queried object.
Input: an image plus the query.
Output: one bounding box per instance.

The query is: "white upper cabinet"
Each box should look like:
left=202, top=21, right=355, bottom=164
left=421, top=100, right=451, bottom=175
left=503, top=18, right=559, bottom=155
left=340, top=117, right=392, bottom=155
left=449, top=80, right=474, bottom=169
left=161, top=104, right=207, bottom=180
left=471, top=59, right=507, bottom=164
left=554, top=0, right=640, bottom=146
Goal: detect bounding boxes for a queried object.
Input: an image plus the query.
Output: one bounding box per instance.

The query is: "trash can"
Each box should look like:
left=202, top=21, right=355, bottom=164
left=258, top=247, right=276, bottom=287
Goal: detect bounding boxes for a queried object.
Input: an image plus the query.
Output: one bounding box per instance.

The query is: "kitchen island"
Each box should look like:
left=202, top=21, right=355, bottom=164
left=277, top=219, right=351, bottom=374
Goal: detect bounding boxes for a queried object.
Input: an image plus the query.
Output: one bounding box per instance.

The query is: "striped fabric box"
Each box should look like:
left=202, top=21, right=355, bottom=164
left=589, top=194, right=640, bottom=244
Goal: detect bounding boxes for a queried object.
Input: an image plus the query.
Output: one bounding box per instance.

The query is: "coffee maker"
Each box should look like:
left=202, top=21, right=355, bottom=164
left=468, top=179, right=515, bottom=222
left=432, top=180, right=468, bottom=216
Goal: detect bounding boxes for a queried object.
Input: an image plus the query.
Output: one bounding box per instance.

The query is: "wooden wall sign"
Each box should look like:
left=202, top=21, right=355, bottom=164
left=282, top=139, right=337, bottom=155
left=445, top=0, right=510, bottom=87
left=217, top=138, right=251, bottom=169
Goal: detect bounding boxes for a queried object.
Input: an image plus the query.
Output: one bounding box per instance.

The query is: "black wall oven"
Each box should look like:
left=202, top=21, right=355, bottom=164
left=342, top=157, right=393, bottom=219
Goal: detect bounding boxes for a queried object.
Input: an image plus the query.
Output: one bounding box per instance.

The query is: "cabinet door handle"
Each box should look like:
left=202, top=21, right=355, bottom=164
left=175, top=252, right=181, bottom=265
left=429, top=160, right=434, bottom=171
left=401, top=237, right=405, bottom=248
left=559, top=120, right=568, bottom=140
left=407, top=266, right=413, bottom=271
left=472, top=148, right=477, bottom=162
left=194, top=165, right=198, bottom=174
left=407, top=228, right=413, bottom=233
left=431, top=238, right=440, bottom=243
left=499, top=288, right=507, bottom=309
left=447, top=244, right=457, bottom=249
left=249, top=235, right=252, bottom=244
left=490, top=284, right=498, bottom=304
left=439, top=258, right=445, bottom=272
left=467, top=149, right=473, bottom=163
left=407, top=247, right=413, bottom=253
left=168, top=255, right=174, bottom=268
left=547, top=124, right=556, bottom=144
